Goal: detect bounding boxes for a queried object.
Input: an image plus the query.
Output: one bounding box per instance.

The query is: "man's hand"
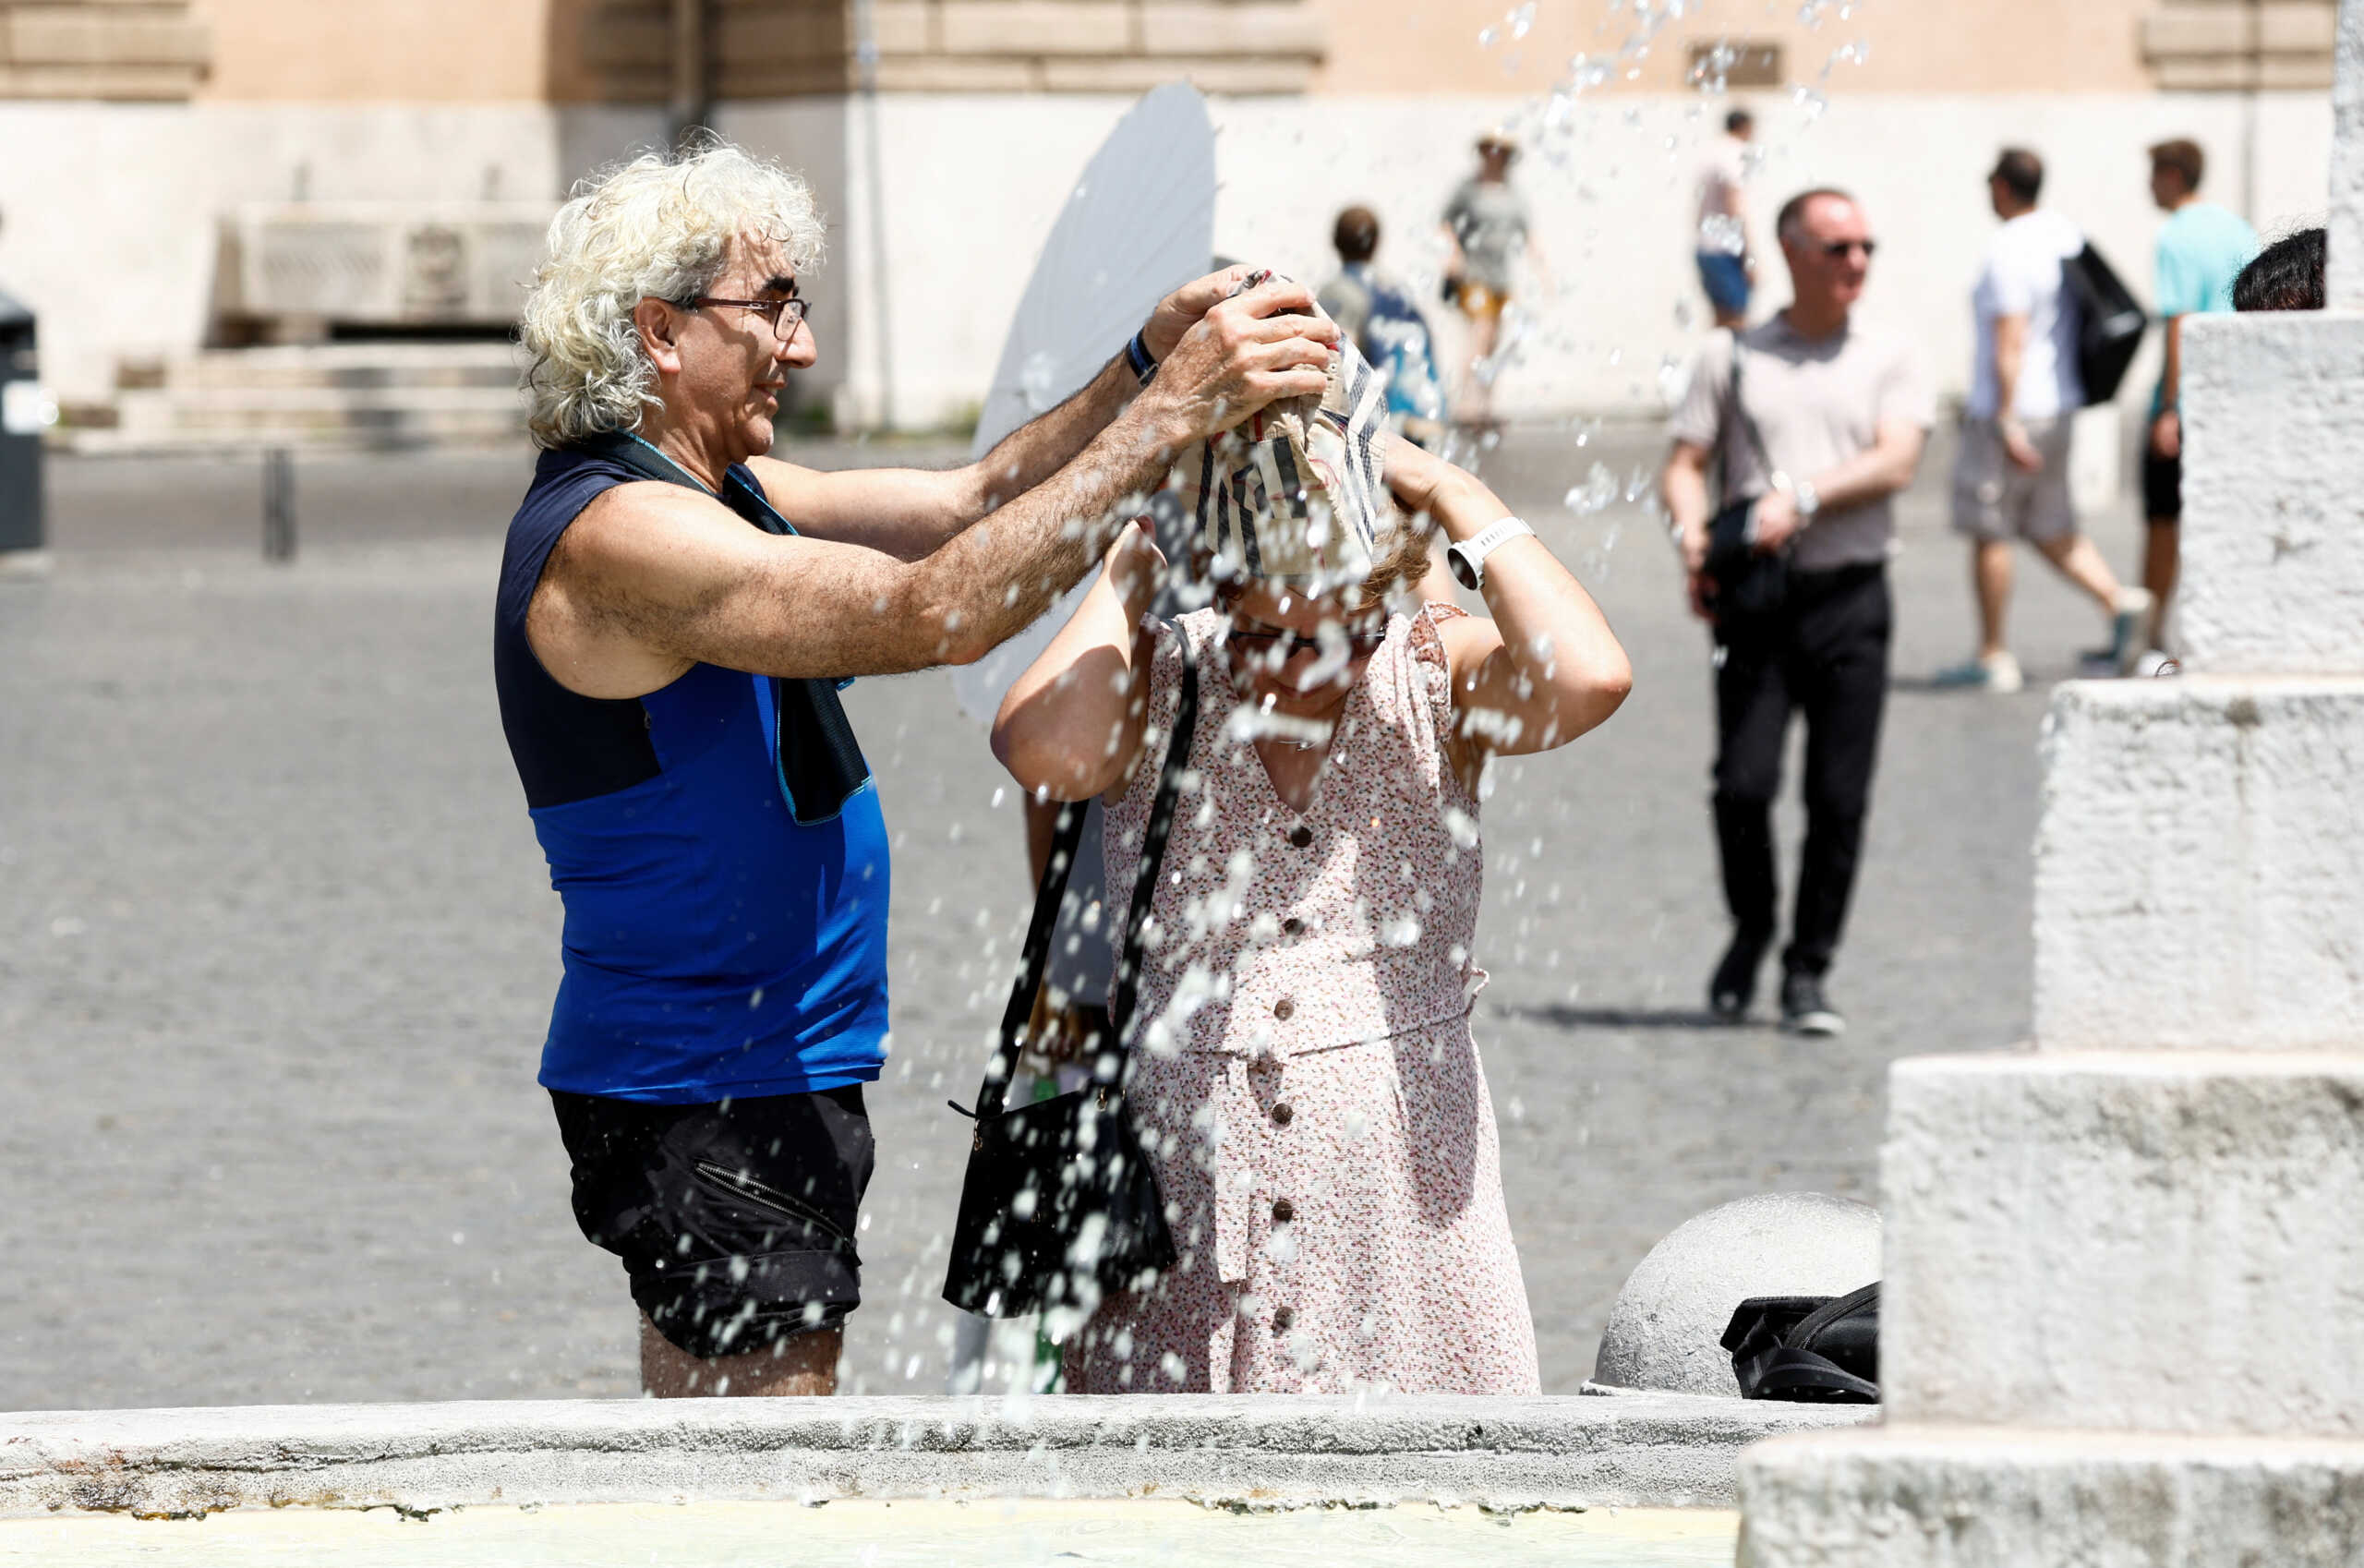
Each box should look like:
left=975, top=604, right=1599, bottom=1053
left=1132, top=275, right=1337, bottom=449
left=1999, top=416, right=2044, bottom=474
left=1677, top=525, right=1716, bottom=621
left=1751, top=489, right=1801, bottom=553
left=1140, top=265, right=1255, bottom=363
left=2151, top=409, right=2181, bottom=461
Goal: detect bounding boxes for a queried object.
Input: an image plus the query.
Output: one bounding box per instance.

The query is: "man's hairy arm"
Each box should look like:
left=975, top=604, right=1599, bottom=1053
left=750, top=355, right=1140, bottom=561
left=751, top=267, right=1262, bottom=561
left=548, top=414, right=1176, bottom=691
left=534, top=276, right=1339, bottom=695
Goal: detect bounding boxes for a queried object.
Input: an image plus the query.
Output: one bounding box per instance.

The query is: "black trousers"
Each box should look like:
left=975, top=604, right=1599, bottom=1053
left=1711, top=563, right=1892, bottom=979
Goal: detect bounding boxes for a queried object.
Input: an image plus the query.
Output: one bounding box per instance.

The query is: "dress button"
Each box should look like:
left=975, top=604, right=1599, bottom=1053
left=1272, top=1305, right=1295, bottom=1333
left=1282, top=917, right=1304, bottom=936
left=1272, top=1198, right=1295, bottom=1224
left=1287, top=825, right=1313, bottom=849
left=1273, top=997, right=1295, bottom=1020
left=1271, top=1101, right=1294, bottom=1126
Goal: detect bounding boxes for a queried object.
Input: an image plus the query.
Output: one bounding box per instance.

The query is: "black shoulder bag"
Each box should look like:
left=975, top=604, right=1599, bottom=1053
left=1702, top=344, right=1792, bottom=621
left=2061, top=241, right=2148, bottom=406
left=941, top=662, right=1198, bottom=1318
left=1722, top=1282, right=1880, bottom=1403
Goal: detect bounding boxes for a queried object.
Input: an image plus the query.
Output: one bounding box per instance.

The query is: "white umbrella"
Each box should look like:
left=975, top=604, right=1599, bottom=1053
left=950, top=82, right=1216, bottom=727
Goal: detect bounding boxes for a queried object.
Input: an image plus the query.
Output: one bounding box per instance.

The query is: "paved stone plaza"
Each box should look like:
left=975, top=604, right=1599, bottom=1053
left=0, top=423, right=2143, bottom=1410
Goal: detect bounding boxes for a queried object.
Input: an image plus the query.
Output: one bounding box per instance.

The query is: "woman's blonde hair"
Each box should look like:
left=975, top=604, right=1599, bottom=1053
left=519, top=139, right=826, bottom=449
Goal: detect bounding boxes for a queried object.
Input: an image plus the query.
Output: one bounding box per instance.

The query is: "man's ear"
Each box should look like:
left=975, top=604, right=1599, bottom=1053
left=633, top=297, right=684, bottom=378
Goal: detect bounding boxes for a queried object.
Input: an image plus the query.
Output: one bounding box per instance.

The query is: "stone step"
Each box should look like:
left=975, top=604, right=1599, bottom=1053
left=2033, top=675, right=2364, bottom=1052
left=1878, top=1052, right=2364, bottom=1437
left=1739, top=1423, right=2364, bottom=1567
left=85, top=386, right=524, bottom=453
left=149, top=344, right=521, bottom=392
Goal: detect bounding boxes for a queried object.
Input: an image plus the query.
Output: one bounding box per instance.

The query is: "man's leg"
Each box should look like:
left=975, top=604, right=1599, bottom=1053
left=1972, top=537, right=2013, bottom=658
left=642, top=1317, right=839, bottom=1397
left=2032, top=531, right=2123, bottom=613
left=2141, top=446, right=2183, bottom=651
left=1786, top=570, right=1892, bottom=985
left=2142, top=520, right=2178, bottom=646
left=1708, top=619, right=1792, bottom=1012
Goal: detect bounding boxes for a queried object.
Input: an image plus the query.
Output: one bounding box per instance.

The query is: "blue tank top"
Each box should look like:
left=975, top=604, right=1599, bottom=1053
left=494, top=443, right=891, bottom=1103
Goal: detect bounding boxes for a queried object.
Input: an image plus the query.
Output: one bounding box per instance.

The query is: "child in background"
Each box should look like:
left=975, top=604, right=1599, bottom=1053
left=990, top=327, right=1630, bottom=1393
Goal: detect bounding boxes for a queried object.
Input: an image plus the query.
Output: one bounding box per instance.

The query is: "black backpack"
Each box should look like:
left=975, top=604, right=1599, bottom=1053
left=1722, top=1282, right=1880, bottom=1403
left=2061, top=242, right=2147, bottom=406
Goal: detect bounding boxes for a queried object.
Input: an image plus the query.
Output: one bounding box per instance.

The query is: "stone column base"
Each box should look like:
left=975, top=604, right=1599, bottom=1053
left=1737, top=1422, right=2364, bottom=1567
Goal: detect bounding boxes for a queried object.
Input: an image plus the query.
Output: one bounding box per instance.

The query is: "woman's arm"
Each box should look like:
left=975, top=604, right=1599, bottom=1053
left=990, top=520, right=1167, bottom=802
left=1384, top=438, right=1632, bottom=780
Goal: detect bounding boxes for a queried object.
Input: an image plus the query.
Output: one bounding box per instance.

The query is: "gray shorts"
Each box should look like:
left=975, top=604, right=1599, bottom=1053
left=1950, top=415, right=2077, bottom=544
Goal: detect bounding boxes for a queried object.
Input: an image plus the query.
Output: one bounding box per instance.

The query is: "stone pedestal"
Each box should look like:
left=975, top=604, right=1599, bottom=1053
left=1735, top=7, right=2364, bottom=1559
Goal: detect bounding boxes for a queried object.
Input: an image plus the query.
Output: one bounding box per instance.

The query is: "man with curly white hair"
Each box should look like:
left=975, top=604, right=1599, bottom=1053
left=494, top=140, right=1334, bottom=1399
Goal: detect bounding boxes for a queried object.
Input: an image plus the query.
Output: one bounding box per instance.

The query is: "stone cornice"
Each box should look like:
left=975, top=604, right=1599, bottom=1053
left=579, top=0, right=1326, bottom=102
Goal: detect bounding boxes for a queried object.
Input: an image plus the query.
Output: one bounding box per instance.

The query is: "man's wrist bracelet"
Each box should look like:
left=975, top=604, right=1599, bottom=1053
left=1124, top=330, right=1158, bottom=386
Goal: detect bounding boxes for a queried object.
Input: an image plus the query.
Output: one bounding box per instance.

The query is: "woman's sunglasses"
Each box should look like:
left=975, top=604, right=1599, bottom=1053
left=1227, top=623, right=1389, bottom=658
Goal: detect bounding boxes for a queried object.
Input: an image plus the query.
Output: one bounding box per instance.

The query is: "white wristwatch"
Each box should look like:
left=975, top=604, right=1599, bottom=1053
left=1445, top=516, right=1535, bottom=590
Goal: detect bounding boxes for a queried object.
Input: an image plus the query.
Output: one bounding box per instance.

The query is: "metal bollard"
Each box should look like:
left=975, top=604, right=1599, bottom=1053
left=262, top=447, right=296, bottom=562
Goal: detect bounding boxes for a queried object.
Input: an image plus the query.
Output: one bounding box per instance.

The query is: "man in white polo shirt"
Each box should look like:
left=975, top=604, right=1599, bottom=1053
left=1936, top=148, right=2150, bottom=692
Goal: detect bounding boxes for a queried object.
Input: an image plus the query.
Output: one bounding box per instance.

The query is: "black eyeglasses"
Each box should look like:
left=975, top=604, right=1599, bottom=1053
left=1821, top=239, right=1878, bottom=259
left=680, top=295, right=811, bottom=340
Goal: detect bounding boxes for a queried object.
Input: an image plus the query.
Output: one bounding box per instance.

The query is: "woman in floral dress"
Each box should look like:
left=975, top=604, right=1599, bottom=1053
left=991, top=435, right=1630, bottom=1394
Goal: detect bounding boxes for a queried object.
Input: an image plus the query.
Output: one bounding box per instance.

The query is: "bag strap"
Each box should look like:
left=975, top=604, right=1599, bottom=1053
left=1107, top=659, right=1200, bottom=1055
left=1724, top=338, right=1777, bottom=496
left=970, top=655, right=1199, bottom=1123
left=1786, top=1280, right=1880, bottom=1349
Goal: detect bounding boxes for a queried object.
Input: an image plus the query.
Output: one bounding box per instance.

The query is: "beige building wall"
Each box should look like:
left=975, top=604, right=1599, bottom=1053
left=194, top=0, right=556, bottom=102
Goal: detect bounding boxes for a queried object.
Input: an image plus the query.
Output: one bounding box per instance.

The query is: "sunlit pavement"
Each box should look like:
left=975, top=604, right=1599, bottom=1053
left=0, top=1501, right=1738, bottom=1567
left=0, top=422, right=2143, bottom=1410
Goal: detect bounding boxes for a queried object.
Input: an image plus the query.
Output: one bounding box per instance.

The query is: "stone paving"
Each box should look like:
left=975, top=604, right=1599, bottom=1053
left=0, top=423, right=2146, bottom=1409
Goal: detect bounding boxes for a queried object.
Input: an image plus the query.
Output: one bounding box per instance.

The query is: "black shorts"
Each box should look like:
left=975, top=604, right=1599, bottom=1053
left=2142, top=447, right=2182, bottom=523
left=550, top=1084, right=874, bottom=1359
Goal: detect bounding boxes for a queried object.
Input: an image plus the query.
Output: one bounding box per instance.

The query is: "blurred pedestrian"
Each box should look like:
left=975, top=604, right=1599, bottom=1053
left=2232, top=225, right=2326, bottom=311
left=1441, top=130, right=1541, bottom=430
left=1936, top=149, right=2151, bottom=693
left=496, top=141, right=1335, bottom=1401
left=1318, top=204, right=1450, bottom=447
left=1659, top=189, right=1933, bottom=1035
left=1695, top=108, right=1757, bottom=330
left=993, top=352, right=1629, bottom=1391
left=2141, top=138, right=2257, bottom=658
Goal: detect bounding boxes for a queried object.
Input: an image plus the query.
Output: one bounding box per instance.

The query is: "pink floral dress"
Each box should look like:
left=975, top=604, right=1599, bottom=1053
left=1064, top=604, right=1540, bottom=1395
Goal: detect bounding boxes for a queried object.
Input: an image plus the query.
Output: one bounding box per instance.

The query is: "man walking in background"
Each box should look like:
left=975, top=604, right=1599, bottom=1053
left=1660, top=189, right=1932, bottom=1036
left=2141, top=138, right=2257, bottom=660
left=1694, top=108, right=1756, bottom=330
left=1936, top=149, right=2151, bottom=693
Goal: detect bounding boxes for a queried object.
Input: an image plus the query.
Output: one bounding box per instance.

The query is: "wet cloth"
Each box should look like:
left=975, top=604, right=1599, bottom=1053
left=1169, top=294, right=1396, bottom=589
left=1064, top=606, right=1539, bottom=1395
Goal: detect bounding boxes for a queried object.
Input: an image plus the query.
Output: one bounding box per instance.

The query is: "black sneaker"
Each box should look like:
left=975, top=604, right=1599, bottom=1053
left=1780, top=971, right=1846, bottom=1036
left=1709, top=932, right=1769, bottom=1022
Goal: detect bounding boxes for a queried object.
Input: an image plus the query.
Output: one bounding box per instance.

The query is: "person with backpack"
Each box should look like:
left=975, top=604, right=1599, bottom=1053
left=1935, top=149, right=2152, bottom=693
left=1318, top=206, right=1450, bottom=447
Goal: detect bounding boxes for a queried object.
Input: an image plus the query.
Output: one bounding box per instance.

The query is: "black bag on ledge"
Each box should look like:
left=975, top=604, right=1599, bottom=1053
left=941, top=665, right=1198, bottom=1318
left=1722, top=1281, right=1881, bottom=1403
